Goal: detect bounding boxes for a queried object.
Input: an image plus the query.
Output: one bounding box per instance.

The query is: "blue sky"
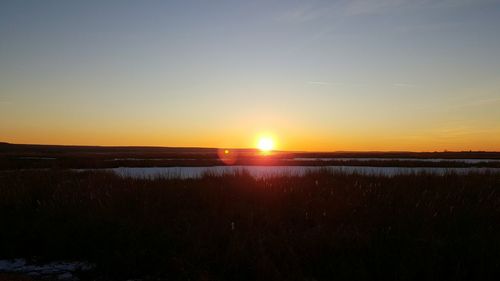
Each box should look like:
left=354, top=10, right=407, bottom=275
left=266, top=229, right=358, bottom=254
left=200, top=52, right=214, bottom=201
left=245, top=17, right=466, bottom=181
left=1, top=0, right=500, bottom=150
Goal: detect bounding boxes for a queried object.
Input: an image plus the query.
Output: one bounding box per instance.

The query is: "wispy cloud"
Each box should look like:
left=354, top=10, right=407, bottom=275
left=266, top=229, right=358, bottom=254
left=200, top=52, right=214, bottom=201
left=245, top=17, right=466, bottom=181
left=275, top=5, right=322, bottom=23
left=274, top=2, right=340, bottom=23
left=432, top=126, right=494, bottom=139
left=307, top=80, right=419, bottom=88
left=276, top=0, right=500, bottom=61
left=276, top=0, right=496, bottom=23
left=344, top=0, right=409, bottom=16
left=443, top=95, right=500, bottom=111
left=274, top=0, right=411, bottom=23
left=458, top=97, right=500, bottom=108
left=306, top=81, right=334, bottom=86
left=393, top=83, right=417, bottom=88
left=346, top=0, right=497, bottom=16
left=433, top=0, right=499, bottom=9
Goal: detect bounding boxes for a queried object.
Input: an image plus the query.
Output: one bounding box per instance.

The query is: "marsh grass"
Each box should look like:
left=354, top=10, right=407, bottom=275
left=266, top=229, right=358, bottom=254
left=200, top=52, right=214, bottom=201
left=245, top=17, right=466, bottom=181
left=1, top=170, right=500, bottom=280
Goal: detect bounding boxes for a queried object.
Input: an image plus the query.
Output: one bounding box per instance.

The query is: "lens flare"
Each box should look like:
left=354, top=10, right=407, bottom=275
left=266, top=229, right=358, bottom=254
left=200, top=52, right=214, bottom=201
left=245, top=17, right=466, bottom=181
left=217, top=148, right=238, bottom=165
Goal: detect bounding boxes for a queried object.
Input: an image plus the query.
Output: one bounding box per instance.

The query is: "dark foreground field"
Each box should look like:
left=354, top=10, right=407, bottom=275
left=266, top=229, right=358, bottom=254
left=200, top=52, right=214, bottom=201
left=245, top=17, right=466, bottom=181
left=1, top=170, right=500, bottom=280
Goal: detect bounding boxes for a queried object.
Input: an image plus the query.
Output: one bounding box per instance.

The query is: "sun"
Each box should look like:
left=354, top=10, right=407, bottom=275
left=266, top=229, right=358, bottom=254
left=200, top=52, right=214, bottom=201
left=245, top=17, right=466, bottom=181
left=257, top=137, right=275, bottom=153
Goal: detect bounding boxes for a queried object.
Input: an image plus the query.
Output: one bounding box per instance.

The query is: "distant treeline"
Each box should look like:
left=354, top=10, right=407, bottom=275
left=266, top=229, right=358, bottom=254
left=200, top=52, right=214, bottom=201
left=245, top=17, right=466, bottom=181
left=1, top=142, right=500, bottom=170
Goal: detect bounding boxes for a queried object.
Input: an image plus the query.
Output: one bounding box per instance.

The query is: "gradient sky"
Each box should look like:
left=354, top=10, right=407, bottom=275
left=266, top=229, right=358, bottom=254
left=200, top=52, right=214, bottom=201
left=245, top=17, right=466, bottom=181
left=1, top=0, right=500, bottom=151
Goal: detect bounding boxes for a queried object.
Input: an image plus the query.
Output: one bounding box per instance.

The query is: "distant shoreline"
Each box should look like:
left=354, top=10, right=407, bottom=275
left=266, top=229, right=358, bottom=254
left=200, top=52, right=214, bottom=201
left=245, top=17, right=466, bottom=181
left=2, top=142, right=500, bottom=170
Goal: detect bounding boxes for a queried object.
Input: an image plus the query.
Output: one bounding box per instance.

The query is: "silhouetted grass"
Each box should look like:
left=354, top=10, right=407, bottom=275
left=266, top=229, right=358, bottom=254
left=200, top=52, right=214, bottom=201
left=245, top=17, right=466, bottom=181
left=1, top=169, right=500, bottom=280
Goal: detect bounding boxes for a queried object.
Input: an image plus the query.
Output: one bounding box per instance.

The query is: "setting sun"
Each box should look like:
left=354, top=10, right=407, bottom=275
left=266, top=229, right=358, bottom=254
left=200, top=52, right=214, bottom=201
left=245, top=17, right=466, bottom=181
left=257, top=137, right=275, bottom=152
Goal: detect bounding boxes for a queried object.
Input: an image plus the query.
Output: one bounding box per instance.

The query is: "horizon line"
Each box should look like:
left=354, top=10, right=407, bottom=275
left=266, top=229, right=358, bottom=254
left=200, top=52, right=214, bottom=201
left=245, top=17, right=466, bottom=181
left=1, top=142, right=499, bottom=154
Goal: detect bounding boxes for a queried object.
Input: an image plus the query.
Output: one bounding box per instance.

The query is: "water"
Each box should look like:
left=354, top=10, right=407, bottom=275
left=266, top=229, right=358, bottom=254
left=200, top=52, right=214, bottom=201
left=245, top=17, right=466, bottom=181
left=292, top=158, right=500, bottom=163
left=108, top=157, right=500, bottom=164
left=111, top=165, right=500, bottom=179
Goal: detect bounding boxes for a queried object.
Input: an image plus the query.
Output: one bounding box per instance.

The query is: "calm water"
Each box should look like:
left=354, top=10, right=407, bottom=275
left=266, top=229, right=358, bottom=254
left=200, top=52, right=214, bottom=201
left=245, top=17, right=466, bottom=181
left=111, top=166, right=500, bottom=179
left=105, top=157, right=500, bottom=163
left=293, top=158, right=500, bottom=163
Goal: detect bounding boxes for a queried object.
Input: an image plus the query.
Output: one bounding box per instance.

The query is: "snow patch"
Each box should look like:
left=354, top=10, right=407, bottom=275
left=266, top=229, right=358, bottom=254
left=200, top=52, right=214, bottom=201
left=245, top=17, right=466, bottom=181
left=0, top=259, right=94, bottom=280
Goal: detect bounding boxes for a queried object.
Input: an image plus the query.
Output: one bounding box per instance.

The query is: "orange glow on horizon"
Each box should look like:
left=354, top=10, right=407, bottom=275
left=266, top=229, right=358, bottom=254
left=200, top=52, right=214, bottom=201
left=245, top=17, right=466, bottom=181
left=2, top=128, right=500, bottom=152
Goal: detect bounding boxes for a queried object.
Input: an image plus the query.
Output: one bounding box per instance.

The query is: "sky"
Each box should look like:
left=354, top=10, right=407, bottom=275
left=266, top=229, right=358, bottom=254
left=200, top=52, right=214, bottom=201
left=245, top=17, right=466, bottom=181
left=1, top=0, right=500, bottom=151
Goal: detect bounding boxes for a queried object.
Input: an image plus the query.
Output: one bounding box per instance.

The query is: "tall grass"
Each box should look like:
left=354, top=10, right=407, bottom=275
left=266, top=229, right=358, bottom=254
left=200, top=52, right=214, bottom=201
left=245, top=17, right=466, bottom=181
left=1, top=170, right=500, bottom=280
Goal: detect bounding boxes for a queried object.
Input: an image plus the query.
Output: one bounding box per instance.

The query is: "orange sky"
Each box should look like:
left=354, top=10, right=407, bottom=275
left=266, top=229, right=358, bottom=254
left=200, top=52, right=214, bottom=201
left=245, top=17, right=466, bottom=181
left=2, top=124, right=500, bottom=152
left=1, top=1, right=500, bottom=151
